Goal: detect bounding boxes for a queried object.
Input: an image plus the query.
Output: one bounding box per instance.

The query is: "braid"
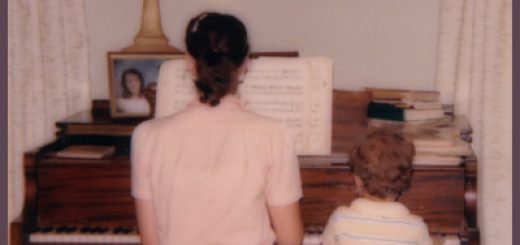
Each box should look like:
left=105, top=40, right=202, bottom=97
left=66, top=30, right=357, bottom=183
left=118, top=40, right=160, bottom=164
left=185, top=12, right=249, bottom=106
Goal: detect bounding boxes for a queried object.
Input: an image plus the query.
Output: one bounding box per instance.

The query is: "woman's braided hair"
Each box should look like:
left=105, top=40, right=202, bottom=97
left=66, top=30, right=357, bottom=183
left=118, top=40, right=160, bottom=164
left=185, top=12, right=250, bottom=106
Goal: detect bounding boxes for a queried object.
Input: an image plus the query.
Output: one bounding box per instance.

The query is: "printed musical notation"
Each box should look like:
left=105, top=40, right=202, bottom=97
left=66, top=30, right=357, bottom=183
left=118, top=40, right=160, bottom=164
left=155, top=57, right=333, bottom=155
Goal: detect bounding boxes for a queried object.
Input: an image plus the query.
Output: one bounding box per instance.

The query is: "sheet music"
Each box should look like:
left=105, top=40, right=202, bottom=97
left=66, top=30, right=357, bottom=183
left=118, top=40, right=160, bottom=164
left=156, top=57, right=333, bottom=155
left=155, top=61, right=196, bottom=116
left=306, top=57, right=333, bottom=154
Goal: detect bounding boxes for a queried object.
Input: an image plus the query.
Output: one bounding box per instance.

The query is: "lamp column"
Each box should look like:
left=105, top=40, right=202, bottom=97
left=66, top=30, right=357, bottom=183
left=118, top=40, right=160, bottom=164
left=123, top=0, right=180, bottom=52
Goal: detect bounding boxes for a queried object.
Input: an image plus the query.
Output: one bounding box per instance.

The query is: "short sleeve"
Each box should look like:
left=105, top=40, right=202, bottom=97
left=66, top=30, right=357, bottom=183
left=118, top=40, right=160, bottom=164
left=418, top=222, right=433, bottom=245
left=321, top=208, right=341, bottom=245
left=264, top=126, right=303, bottom=206
left=131, top=122, right=153, bottom=200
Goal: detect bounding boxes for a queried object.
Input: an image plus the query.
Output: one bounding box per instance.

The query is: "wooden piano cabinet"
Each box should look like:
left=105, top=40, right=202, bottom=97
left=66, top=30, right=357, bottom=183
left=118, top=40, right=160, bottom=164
left=12, top=151, right=479, bottom=244
left=9, top=104, right=479, bottom=245
left=10, top=218, right=23, bottom=245
left=36, top=156, right=136, bottom=227
left=10, top=150, right=138, bottom=245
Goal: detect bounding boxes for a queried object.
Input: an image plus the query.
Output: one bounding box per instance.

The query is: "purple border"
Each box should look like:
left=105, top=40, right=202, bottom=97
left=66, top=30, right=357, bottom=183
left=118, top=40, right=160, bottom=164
left=1, top=0, right=8, bottom=244
left=513, top=0, right=519, bottom=243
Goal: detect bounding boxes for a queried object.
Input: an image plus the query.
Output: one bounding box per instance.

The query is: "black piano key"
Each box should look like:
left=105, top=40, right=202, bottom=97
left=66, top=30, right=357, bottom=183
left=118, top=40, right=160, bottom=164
left=113, top=227, right=123, bottom=234
left=30, top=226, right=41, bottom=233
left=40, top=226, right=53, bottom=233
left=56, top=226, right=68, bottom=233
left=95, top=226, right=107, bottom=233
left=65, top=226, right=77, bottom=233
left=120, top=227, right=133, bottom=234
left=98, top=226, right=109, bottom=233
left=90, top=227, right=100, bottom=233
left=80, top=226, right=93, bottom=233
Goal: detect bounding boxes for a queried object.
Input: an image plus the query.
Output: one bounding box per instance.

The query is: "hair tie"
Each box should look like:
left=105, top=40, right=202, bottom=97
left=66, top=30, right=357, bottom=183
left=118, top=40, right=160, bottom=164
left=191, top=13, right=209, bottom=33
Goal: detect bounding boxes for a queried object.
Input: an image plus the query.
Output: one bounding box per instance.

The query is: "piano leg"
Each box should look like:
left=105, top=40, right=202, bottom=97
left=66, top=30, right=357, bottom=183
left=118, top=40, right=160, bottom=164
left=10, top=219, right=23, bottom=245
left=467, top=228, right=480, bottom=245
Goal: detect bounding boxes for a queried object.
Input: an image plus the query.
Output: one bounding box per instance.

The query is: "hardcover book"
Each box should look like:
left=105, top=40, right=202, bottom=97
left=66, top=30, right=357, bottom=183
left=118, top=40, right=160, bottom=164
left=367, top=102, right=445, bottom=121
left=56, top=145, right=116, bottom=159
left=365, top=87, right=440, bottom=103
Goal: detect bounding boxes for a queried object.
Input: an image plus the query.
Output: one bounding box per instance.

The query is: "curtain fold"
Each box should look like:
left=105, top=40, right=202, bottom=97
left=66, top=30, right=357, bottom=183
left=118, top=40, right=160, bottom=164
left=7, top=0, right=91, bottom=231
left=434, top=0, right=512, bottom=244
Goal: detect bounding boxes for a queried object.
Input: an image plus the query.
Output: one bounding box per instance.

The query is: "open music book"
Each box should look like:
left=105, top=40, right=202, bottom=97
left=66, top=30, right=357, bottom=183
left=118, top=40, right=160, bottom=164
left=155, top=57, right=333, bottom=155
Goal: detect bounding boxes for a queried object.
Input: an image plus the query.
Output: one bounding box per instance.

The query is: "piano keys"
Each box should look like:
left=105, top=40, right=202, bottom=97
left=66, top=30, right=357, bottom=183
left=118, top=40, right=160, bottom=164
left=24, top=225, right=462, bottom=245
left=26, top=226, right=324, bottom=244
left=28, top=226, right=139, bottom=244
left=12, top=148, right=477, bottom=245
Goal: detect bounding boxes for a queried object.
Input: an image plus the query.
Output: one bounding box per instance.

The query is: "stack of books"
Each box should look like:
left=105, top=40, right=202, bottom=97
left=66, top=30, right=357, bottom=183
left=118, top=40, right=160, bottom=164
left=365, top=88, right=473, bottom=166
left=369, top=117, right=472, bottom=166
left=365, top=87, right=444, bottom=121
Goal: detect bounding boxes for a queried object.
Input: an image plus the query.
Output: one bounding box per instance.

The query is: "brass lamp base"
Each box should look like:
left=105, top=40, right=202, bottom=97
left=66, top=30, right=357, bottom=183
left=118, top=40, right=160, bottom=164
left=123, top=36, right=181, bottom=52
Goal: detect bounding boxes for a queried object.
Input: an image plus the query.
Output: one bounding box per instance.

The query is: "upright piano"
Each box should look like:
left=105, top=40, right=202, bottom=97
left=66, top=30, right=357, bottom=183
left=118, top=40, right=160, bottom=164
left=10, top=91, right=480, bottom=245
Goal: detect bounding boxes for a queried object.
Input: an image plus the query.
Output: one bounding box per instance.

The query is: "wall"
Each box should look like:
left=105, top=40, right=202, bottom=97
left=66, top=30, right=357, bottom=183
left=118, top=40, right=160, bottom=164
left=85, top=0, right=439, bottom=99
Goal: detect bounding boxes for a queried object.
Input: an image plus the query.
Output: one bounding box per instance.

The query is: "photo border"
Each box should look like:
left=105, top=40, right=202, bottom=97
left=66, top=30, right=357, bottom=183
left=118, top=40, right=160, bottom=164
left=107, top=51, right=184, bottom=118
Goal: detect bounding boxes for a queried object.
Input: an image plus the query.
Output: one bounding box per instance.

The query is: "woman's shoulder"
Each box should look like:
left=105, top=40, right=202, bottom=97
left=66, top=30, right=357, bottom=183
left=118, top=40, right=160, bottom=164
left=238, top=110, right=288, bottom=134
left=133, top=113, right=180, bottom=136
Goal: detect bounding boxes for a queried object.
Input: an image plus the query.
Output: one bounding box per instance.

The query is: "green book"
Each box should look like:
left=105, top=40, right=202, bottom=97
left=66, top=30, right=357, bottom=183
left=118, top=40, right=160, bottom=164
left=367, top=102, right=444, bottom=121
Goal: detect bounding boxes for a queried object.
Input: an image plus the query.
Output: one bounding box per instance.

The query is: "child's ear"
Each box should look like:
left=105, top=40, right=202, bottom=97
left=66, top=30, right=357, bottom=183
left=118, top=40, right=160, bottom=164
left=354, top=175, right=362, bottom=186
left=354, top=175, right=364, bottom=195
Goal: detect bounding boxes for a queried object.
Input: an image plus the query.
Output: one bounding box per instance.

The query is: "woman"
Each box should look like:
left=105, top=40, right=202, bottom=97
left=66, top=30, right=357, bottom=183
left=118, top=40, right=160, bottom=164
left=131, top=12, right=304, bottom=245
left=117, top=68, right=151, bottom=114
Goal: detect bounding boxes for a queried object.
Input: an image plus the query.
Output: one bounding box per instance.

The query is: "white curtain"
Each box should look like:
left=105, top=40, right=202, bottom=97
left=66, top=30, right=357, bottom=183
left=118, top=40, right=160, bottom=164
left=7, top=0, right=91, bottom=234
left=435, top=0, right=512, bottom=244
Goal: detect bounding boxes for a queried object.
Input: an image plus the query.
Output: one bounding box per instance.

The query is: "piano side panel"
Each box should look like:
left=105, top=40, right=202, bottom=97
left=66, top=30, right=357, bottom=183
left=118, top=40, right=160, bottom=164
left=22, top=152, right=38, bottom=232
left=10, top=218, right=23, bottom=245
left=462, top=156, right=479, bottom=245
left=464, top=156, right=478, bottom=229
left=400, top=169, right=465, bottom=234
left=37, top=157, right=136, bottom=227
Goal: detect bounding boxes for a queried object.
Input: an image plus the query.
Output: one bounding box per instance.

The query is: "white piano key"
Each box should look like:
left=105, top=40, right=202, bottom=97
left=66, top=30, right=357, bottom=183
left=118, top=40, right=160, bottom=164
left=303, top=233, right=322, bottom=245
left=28, top=232, right=43, bottom=243
left=443, top=236, right=460, bottom=245
left=56, top=234, right=64, bottom=243
left=29, top=232, right=140, bottom=244
left=32, top=228, right=320, bottom=245
left=70, top=234, right=81, bottom=243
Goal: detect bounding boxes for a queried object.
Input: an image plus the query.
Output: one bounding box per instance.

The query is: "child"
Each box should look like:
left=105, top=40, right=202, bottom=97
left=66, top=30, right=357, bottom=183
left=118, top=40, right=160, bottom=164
left=321, top=127, right=433, bottom=245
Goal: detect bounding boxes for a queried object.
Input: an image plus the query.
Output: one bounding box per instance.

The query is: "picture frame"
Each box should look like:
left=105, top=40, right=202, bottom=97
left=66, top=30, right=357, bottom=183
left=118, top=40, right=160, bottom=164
left=107, top=51, right=184, bottom=118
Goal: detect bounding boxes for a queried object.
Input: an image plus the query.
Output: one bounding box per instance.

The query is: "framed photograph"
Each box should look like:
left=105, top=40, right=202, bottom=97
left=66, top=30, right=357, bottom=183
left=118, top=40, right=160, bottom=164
left=108, top=52, right=184, bottom=118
